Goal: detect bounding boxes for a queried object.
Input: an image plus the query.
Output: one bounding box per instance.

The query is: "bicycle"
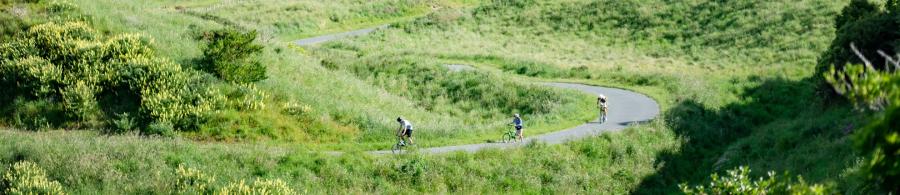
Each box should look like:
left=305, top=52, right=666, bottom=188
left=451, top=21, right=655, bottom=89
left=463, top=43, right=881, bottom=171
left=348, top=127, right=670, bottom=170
left=391, top=140, right=405, bottom=154
left=391, top=138, right=414, bottom=154
left=500, top=125, right=517, bottom=143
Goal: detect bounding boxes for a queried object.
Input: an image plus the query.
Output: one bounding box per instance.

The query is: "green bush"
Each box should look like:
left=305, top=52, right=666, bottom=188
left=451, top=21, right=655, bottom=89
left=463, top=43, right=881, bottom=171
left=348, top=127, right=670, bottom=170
left=854, top=105, right=900, bottom=192
left=680, top=166, right=829, bottom=195
left=1, top=161, right=66, bottom=195
left=10, top=99, right=64, bottom=131
left=824, top=55, right=900, bottom=193
left=174, top=165, right=215, bottom=194
left=198, top=28, right=267, bottom=83
left=818, top=0, right=900, bottom=75
left=0, top=21, right=216, bottom=133
left=110, top=113, right=136, bottom=133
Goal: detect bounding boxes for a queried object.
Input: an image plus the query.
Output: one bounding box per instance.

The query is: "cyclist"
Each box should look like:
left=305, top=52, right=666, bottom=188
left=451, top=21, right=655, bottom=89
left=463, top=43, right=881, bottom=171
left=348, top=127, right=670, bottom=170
left=396, top=117, right=414, bottom=146
left=598, top=95, right=608, bottom=123
left=512, top=113, right=524, bottom=143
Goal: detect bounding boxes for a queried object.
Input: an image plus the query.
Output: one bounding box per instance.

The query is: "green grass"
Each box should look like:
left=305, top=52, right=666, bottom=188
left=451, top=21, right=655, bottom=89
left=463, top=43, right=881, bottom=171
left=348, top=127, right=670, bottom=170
left=0, top=123, right=678, bottom=194
left=0, top=0, right=883, bottom=194
left=37, top=0, right=593, bottom=150
left=168, top=0, right=483, bottom=40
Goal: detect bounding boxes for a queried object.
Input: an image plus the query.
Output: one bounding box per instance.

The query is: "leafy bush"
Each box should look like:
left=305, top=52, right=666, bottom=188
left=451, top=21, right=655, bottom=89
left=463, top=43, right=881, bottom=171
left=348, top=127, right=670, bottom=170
left=10, top=99, right=64, bottom=131
left=680, top=166, right=829, bottom=195
left=824, top=45, right=900, bottom=193
left=818, top=0, right=900, bottom=75
left=174, top=165, right=215, bottom=194
left=198, top=28, right=267, bottom=83
left=110, top=113, right=136, bottom=133
left=0, top=21, right=216, bottom=133
left=854, top=105, right=900, bottom=192
left=1, top=161, right=65, bottom=195
left=830, top=62, right=900, bottom=192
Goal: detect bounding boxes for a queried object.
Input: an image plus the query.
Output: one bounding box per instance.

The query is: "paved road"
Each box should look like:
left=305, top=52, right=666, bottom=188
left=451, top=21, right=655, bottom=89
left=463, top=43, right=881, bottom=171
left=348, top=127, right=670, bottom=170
left=370, top=82, right=660, bottom=154
left=295, top=26, right=661, bottom=154
left=294, top=25, right=389, bottom=46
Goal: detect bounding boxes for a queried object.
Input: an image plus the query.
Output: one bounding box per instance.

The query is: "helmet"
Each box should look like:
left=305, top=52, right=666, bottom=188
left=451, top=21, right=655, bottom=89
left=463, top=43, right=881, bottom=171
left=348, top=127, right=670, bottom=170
left=514, top=113, right=520, bottom=117
left=396, top=117, right=402, bottom=122
left=599, top=94, right=607, bottom=100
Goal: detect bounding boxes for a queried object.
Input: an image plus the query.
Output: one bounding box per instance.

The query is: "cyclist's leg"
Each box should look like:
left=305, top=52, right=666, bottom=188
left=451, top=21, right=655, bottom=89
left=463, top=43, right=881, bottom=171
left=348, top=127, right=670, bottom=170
left=406, top=129, right=414, bottom=145
left=515, top=126, right=523, bottom=142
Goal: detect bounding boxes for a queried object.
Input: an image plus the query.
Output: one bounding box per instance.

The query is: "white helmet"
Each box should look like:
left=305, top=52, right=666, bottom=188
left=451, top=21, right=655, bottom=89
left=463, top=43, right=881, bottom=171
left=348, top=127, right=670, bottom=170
left=599, top=94, right=607, bottom=100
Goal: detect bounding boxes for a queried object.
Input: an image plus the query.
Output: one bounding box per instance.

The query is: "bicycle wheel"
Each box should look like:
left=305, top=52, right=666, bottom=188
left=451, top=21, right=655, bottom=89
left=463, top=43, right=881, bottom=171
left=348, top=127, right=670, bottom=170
left=391, top=143, right=402, bottom=154
left=503, top=132, right=514, bottom=143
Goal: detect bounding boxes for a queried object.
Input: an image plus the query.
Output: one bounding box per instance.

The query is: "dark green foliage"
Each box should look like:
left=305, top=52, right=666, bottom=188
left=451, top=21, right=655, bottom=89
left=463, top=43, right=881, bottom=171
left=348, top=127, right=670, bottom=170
left=855, top=105, right=900, bottom=192
left=819, top=0, right=900, bottom=74
left=9, top=99, right=64, bottom=131
left=198, top=29, right=267, bottom=83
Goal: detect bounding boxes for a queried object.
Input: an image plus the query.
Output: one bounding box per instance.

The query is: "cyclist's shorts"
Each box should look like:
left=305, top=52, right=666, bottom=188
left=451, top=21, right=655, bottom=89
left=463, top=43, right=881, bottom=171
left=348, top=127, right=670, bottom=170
left=405, top=129, right=413, bottom=137
left=515, top=126, right=523, bottom=130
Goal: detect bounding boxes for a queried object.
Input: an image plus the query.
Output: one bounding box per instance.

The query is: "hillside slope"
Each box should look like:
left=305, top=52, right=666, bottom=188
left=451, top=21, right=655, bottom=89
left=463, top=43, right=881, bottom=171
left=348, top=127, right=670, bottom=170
left=0, top=0, right=881, bottom=194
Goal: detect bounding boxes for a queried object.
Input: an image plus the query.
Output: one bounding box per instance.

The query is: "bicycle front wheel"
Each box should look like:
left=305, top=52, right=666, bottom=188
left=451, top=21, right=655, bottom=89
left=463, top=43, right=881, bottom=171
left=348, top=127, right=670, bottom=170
left=391, top=144, right=402, bottom=154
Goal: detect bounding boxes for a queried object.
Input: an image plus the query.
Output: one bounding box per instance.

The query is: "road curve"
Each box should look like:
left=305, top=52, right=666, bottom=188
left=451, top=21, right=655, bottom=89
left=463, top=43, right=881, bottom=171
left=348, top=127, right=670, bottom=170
left=294, top=26, right=661, bottom=154
left=369, top=82, right=660, bottom=154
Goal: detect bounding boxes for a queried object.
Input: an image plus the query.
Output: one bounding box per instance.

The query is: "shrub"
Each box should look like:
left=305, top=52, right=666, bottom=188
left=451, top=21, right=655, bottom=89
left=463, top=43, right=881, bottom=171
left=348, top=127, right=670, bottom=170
left=818, top=0, right=900, bottom=75
left=0, top=21, right=216, bottom=133
left=1, top=161, right=66, bottom=195
left=854, top=105, right=900, bottom=192
left=824, top=50, right=900, bottom=194
left=109, top=113, right=136, bottom=133
left=217, top=178, right=296, bottom=195
left=10, top=99, right=64, bottom=131
left=174, top=165, right=215, bottom=194
left=146, top=121, right=174, bottom=137
left=680, top=166, right=829, bottom=195
left=198, top=28, right=267, bottom=83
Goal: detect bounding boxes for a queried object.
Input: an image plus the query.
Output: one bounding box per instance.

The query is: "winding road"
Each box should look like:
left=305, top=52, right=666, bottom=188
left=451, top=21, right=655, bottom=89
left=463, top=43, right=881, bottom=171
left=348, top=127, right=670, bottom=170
left=296, top=26, right=660, bottom=154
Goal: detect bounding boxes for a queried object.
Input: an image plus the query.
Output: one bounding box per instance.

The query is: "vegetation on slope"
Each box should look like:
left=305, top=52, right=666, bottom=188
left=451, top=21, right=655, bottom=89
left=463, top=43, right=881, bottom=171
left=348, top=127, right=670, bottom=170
left=3, top=0, right=898, bottom=194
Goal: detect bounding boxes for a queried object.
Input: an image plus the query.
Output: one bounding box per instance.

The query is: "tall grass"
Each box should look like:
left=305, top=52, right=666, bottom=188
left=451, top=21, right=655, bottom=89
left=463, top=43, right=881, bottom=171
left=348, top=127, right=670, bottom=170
left=0, top=124, right=678, bottom=194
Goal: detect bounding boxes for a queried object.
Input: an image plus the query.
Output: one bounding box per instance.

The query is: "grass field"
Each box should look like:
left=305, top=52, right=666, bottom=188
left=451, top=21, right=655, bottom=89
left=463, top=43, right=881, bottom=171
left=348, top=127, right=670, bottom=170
left=48, top=0, right=595, bottom=150
left=0, top=0, right=886, bottom=194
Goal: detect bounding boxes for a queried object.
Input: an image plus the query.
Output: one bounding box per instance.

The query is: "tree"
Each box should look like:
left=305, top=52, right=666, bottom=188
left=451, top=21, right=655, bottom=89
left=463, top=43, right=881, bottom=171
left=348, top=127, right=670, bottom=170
left=198, top=29, right=267, bottom=83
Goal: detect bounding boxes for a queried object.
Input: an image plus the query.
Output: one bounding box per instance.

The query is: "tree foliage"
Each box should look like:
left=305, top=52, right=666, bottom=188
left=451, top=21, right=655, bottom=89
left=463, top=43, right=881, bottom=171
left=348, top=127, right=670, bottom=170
left=819, top=0, right=900, bottom=74
left=822, top=2, right=900, bottom=189
left=198, top=28, right=267, bottom=83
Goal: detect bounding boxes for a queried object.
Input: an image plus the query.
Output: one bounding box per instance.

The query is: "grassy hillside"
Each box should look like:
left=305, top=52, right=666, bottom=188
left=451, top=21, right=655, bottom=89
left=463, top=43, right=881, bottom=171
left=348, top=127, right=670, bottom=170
left=0, top=0, right=888, bottom=194
left=0, top=0, right=594, bottom=150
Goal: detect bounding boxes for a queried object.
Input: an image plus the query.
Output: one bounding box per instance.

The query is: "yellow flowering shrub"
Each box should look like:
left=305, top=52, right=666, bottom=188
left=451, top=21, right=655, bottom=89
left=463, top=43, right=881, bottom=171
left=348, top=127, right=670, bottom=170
left=0, top=21, right=215, bottom=133
left=1, top=161, right=66, bottom=195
